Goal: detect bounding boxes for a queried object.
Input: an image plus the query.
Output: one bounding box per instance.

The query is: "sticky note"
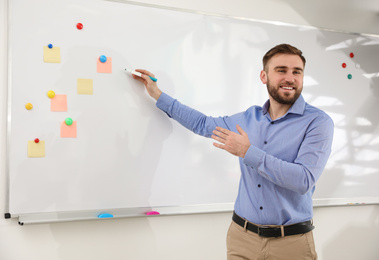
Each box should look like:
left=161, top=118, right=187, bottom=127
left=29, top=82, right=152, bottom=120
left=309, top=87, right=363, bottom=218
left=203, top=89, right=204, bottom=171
left=61, top=121, right=77, bottom=138
left=51, top=95, right=67, bottom=112
left=43, top=46, right=61, bottom=63
left=77, top=78, right=93, bottom=95
left=28, top=140, right=45, bottom=157
left=97, top=57, right=112, bottom=73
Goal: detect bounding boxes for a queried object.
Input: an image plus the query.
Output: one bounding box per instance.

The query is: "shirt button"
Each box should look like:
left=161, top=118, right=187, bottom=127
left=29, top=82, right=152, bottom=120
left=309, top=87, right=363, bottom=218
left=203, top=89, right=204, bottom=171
left=264, top=141, right=267, bottom=144
left=258, top=184, right=261, bottom=188
left=260, top=207, right=263, bottom=210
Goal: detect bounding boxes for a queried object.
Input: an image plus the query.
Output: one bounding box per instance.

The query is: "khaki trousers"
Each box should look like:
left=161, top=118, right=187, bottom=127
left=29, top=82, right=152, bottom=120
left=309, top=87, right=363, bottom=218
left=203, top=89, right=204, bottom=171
left=227, top=221, right=317, bottom=260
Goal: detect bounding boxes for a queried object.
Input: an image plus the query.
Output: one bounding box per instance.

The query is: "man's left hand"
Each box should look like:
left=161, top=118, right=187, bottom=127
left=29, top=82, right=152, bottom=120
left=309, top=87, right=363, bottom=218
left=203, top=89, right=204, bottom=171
left=212, top=125, right=251, bottom=158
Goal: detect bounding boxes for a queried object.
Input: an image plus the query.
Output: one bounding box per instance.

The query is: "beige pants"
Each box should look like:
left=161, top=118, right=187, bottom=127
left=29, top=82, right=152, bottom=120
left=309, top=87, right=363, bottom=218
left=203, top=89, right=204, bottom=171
left=227, top=221, right=318, bottom=260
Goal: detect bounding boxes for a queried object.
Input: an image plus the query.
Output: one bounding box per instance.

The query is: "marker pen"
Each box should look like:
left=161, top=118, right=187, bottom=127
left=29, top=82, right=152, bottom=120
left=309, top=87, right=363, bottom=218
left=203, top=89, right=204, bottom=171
left=125, top=69, right=157, bottom=82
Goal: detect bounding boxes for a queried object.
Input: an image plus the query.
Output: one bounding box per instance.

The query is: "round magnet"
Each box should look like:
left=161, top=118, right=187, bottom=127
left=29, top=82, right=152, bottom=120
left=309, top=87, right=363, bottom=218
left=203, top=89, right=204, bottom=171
left=99, top=55, right=107, bottom=63
left=342, top=63, right=346, bottom=68
left=76, top=23, right=83, bottom=30
left=350, top=52, right=354, bottom=58
left=347, top=74, right=352, bottom=79
left=34, top=138, right=40, bottom=143
left=47, top=90, right=55, bottom=98
left=48, top=44, right=53, bottom=49
left=65, top=118, right=73, bottom=126
left=25, top=103, right=33, bottom=110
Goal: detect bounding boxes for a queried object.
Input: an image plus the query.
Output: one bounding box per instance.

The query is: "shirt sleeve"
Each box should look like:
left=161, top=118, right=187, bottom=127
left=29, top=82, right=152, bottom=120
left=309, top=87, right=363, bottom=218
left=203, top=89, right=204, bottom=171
left=243, top=113, right=334, bottom=195
left=156, top=92, right=235, bottom=137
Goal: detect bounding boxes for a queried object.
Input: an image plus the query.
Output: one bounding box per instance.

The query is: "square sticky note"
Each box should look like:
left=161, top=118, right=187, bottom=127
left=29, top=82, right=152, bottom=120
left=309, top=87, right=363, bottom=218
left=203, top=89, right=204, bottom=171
left=77, top=78, right=93, bottom=95
left=28, top=141, right=45, bottom=157
left=51, top=94, right=67, bottom=112
left=61, top=121, right=77, bottom=138
left=43, top=46, right=61, bottom=63
left=97, top=57, right=112, bottom=73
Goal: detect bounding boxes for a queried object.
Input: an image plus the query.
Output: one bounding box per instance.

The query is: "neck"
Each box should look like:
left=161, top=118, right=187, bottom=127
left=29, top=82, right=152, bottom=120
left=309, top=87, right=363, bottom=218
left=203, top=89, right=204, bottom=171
left=268, top=97, right=292, bottom=120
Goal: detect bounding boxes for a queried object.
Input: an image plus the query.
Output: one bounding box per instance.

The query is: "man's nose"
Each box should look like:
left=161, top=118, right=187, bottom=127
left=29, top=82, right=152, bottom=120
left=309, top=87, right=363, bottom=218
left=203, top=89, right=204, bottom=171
left=284, top=73, right=295, bottom=83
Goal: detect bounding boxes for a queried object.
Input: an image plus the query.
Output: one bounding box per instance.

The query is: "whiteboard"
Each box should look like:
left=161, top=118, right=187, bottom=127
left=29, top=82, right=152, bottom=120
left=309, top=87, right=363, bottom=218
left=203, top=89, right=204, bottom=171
left=6, top=0, right=379, bottom=224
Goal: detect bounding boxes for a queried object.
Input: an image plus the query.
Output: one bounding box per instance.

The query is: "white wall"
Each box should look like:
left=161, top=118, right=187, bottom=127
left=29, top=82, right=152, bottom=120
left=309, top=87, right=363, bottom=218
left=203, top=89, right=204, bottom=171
left=1, top=0, right=379, bottom=259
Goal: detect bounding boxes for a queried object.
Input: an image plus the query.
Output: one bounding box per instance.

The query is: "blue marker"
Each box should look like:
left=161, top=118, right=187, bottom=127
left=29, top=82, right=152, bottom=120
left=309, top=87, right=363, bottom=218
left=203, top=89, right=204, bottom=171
left=125, top=69, right=157, bottom=82
left=98, top=213, right=114, bottom=218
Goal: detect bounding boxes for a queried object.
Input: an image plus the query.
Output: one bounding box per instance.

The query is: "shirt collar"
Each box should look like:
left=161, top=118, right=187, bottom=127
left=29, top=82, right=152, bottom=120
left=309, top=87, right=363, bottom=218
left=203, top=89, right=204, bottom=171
left=262, top=95, right=306, bottom=117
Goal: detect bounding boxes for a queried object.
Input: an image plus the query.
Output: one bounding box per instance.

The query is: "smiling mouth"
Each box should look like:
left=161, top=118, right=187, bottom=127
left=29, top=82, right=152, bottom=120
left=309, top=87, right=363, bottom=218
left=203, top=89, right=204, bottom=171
left=280, top=86, right=295, bottom=90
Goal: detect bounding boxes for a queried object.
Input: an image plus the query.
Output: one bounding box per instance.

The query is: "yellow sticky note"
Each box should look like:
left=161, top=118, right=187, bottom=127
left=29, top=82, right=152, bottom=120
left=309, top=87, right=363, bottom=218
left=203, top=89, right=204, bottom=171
left=28, top=141, right=45, bottom=157
left=51, top=94, right=67, bottom=112
left=61, top=121, right=77, bottom=138
left=43, top=46, right=61, bottom=63
left=97, top=57, right=112, bottom=73
left=77, top=79, right=93, bottom=95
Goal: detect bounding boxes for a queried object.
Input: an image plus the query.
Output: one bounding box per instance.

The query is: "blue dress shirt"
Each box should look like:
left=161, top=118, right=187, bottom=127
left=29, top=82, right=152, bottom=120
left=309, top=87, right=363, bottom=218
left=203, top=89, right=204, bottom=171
left=156, top=92, right=334, bottom=225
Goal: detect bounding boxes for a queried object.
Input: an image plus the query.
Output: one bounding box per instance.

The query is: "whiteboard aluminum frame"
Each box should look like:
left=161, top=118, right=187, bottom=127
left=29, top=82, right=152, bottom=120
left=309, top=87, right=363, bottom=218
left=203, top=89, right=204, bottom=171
left=14, top=197, right=379, bottom=225
left=5, top=0, right=12, bottom=219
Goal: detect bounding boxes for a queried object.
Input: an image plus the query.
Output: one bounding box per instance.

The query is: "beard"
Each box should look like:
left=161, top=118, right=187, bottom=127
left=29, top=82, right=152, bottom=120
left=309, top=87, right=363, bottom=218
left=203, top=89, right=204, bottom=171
left=266, top=78, right=302, bottom=105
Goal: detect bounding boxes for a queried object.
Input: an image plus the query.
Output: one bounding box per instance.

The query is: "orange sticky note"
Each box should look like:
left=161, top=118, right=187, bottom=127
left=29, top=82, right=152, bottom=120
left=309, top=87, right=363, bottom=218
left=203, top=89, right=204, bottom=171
left=51, top=95, right=67, bottom=112
left=28, top=140, right=45, bottom=157
left=61, top=121, right=77, bottom=138
left=97, top=57, right=112, bottom=73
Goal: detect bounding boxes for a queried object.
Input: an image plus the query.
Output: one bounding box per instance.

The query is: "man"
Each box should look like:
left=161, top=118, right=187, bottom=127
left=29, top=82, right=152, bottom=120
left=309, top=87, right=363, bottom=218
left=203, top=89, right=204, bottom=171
left=131, top=44, right=334, bottom=260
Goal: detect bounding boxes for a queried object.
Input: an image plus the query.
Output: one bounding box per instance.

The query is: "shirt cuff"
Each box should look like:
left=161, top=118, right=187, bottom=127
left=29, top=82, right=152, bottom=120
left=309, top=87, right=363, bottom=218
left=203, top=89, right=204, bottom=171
left=243, top=145, right=265, bottom=168
left=156, top=92, right=175, bottom=113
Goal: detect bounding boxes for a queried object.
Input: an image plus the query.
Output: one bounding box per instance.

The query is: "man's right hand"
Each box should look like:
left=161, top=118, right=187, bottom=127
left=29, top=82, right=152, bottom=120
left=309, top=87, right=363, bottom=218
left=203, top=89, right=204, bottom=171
left=132, top=69, right=162, bottom=101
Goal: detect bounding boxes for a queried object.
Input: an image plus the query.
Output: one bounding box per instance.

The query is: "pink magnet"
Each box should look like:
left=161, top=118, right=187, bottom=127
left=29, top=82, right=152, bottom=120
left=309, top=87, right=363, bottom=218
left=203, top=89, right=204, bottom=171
left=146, top=211, right=160, bottom=215
left=350, top=52, right=354, bottom=58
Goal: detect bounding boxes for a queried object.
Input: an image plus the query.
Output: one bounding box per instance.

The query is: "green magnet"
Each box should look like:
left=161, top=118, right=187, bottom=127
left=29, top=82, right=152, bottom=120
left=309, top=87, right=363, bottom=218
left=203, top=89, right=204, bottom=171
left=347, top=74, right=352, bottom=79
left=65, top=118, right=73, bottom=126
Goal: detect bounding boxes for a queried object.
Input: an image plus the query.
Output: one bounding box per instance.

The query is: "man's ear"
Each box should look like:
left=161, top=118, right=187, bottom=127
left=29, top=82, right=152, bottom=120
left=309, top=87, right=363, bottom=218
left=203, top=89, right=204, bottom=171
left=260, top=70, right=267, bottom=84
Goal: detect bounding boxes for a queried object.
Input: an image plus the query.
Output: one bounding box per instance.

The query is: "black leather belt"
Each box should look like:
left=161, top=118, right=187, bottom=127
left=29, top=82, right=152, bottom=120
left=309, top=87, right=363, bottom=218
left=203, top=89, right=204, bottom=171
left=232, top=212, right=314, bottom=238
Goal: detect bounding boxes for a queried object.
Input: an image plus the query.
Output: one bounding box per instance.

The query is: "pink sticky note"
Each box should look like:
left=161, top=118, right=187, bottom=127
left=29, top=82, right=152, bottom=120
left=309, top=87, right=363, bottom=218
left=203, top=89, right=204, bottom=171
left=51, top=95, right=67, bottom=112
left=146, top=211, right=160, bottom=216
left=97, top=57, right=112, bottom=73
left=61, top=121, right=77, bottom=138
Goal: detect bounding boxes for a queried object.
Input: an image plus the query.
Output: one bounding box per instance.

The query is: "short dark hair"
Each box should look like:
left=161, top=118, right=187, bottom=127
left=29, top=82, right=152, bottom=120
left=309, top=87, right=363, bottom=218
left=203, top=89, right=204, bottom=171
left=262, top=44, right=306, bottom=71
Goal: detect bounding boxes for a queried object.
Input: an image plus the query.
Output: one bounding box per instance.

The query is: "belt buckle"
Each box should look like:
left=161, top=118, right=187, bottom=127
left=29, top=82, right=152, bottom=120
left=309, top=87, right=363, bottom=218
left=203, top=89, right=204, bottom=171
left=257, top=225, right=270, bottom=237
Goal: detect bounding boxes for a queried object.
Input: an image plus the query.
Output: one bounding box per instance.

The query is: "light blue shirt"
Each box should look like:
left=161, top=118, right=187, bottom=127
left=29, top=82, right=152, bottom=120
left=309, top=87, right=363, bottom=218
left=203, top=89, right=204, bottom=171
left=156, top=92, right=334, bottom=225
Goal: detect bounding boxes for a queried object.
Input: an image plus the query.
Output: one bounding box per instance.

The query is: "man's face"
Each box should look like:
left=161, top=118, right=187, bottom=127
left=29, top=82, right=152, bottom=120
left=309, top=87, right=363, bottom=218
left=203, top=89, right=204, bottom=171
left=260, top=54, right=304, bottom=105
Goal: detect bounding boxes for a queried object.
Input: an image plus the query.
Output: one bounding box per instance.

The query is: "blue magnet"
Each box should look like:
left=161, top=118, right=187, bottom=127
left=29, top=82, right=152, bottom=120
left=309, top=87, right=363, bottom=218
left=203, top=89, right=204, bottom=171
left=48, top=44, right=53, bottom=49
left=98, top=213, right=113, bottom=218
left=99, top=55, right=107, bottom=63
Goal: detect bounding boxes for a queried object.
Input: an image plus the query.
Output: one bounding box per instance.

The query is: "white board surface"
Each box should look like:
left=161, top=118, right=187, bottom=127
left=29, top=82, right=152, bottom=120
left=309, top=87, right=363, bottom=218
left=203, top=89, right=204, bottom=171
left=7, top=0, right=379, bottom=223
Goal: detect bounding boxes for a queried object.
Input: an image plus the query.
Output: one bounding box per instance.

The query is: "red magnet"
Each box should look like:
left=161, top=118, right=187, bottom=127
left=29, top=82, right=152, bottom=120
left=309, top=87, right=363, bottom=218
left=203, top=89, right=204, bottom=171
left=342, top=63, right=347, bottom=68
left=350, top=52, right=354, bottom=58
left=34, top=138, right=40, bottom=143
left=76, top=23, right=83, bottom=30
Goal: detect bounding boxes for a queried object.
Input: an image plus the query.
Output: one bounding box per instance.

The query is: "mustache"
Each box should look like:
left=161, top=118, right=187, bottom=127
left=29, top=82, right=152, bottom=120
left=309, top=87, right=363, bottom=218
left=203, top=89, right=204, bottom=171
left=281, top=81, right=295, bottom=86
